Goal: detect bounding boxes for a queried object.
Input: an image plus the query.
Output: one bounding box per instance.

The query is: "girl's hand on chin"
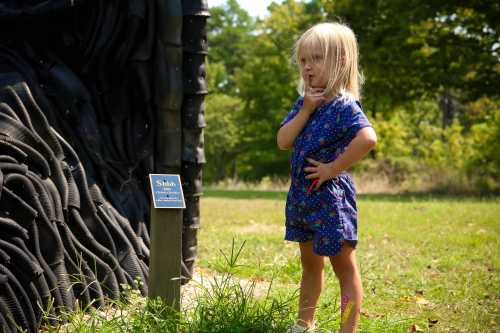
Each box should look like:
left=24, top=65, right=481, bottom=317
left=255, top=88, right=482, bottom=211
left=302, top=87, right=326, bottom=115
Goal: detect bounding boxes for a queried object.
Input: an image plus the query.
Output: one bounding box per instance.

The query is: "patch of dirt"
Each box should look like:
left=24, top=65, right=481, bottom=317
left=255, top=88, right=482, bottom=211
left=181, top=267, right=272, bottom=307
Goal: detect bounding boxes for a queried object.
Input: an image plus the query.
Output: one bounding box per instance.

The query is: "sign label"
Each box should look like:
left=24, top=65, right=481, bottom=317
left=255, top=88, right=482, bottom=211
left=149, top=174, right=186, bottom=209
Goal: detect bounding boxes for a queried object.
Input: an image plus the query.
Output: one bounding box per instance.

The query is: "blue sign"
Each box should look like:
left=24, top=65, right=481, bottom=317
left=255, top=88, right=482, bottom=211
left=149, top=174, right=186, bottom=209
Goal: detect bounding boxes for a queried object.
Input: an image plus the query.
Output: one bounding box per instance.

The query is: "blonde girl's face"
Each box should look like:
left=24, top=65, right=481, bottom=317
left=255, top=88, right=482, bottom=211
left=300, top=52, right=328, bottom=91
left=295, top=22, right=360, bottom=100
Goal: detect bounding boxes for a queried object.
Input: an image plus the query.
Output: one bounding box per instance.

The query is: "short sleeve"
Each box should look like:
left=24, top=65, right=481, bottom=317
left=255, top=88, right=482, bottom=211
left=348, top=101, right=371, bottom=136
left=280, top=97, right=304, bottom=128
left=337, top=100, right=372, bottom=141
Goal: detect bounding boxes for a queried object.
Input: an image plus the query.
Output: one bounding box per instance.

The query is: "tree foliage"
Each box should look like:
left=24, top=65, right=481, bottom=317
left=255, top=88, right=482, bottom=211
left=205, top=0, right=500, bottom=190
left=207, top=0, right=255, bottom=95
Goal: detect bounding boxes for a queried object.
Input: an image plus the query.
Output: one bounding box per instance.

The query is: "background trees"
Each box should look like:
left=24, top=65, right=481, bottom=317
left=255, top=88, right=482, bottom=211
left=205, top=0, right=499, bottom=192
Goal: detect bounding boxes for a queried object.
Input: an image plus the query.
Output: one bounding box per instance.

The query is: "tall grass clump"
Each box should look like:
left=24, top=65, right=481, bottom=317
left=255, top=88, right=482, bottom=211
left=186, top=240, right=296, bottom=332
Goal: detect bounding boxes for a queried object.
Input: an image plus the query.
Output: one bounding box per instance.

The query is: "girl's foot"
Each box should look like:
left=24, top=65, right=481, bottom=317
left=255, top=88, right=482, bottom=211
left=286, top=322, right=315, bottom=333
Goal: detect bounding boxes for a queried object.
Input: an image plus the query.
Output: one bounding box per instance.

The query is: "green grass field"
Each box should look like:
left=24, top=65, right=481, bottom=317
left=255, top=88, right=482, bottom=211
left=197, top=189, right=500, bottom=332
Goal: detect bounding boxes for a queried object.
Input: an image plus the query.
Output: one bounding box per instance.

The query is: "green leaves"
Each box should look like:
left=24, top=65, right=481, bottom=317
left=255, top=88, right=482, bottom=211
left=204, top=93, right=243, bottom=181
left=205, top=0, right=500, bottom=187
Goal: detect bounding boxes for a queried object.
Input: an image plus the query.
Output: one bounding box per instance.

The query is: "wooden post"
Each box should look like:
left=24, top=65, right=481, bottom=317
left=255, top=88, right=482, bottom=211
left=149, top=203, right=183, bottom=311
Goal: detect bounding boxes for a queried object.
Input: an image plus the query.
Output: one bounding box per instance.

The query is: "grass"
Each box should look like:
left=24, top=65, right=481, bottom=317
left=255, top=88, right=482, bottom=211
left=41, top=240, right=298, bottom=333
left=41, top=189, right=499, bottom=332
left=198, top=189, right=500, bottom=332
left=40, top=287, right=181, bottom=332
left=183, top=240, right=297, bottom=333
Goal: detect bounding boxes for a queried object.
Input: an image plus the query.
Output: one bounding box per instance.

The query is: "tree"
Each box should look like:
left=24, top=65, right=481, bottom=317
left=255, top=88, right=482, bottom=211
left=234, top=0, right=312, bottom=178
left=208, top=0, right=256, bottom=95
left=204, top=92, right=243, bottom=182
left=203, top=1, right=256, bottom=181
left=205, top=0, right=500, bottom=185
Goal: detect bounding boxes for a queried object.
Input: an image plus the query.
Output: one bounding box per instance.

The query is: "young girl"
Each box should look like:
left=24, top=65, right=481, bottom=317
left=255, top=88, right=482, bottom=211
left=277, top=23, right=377, bottom=333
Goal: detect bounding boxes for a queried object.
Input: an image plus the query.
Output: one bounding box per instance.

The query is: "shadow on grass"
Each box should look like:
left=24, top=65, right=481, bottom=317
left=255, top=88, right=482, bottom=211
left=358, top=192, right=498, bottom=202
left=204, top=188, right=288, bottom=200
left=204, top=188, right=498, bottom=202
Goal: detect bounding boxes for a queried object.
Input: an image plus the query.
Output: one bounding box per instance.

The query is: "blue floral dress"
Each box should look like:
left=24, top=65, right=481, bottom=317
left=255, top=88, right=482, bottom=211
left=280, top=96, right=372, bottom=256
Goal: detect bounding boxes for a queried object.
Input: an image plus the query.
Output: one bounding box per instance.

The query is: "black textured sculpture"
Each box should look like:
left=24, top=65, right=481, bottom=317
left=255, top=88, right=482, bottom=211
left=0, top=0, right=208, bottom=331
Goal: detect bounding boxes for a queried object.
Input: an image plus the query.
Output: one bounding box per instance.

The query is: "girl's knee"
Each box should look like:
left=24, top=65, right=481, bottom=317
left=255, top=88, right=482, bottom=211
left=333, top=265, right=361, bottom=287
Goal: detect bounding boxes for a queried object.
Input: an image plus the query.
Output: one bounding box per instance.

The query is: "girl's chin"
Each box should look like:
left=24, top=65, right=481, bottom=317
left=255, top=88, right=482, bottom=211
left=310, top=85, right=326, bottom=90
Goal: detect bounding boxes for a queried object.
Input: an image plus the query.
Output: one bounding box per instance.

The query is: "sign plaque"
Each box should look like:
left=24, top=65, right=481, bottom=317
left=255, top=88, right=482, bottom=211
left=149, top=174, right=186, bottom=209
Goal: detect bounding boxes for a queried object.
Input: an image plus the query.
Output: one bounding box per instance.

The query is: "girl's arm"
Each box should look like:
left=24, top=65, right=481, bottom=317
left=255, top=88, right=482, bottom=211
left=304, top=127, right=377, bottom=189
left=276, top=107, right=312, bottom=150
left=277, top=89, right=325, bottom=150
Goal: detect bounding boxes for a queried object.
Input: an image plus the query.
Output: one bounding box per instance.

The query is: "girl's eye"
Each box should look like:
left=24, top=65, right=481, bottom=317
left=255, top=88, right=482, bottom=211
left=313, top=55, right=322, bottom=62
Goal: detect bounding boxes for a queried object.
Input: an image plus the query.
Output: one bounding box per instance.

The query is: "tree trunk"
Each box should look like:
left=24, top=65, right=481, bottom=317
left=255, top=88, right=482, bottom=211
left=439, top=90, right=456, bottom=128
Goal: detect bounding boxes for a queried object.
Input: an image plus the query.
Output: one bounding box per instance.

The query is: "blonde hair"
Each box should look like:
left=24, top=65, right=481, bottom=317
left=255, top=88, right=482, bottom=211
left=293, top=22, right=362, bottom=100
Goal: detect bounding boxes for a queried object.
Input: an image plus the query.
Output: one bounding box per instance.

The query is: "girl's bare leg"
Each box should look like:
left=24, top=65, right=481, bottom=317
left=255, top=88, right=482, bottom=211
left=329, top=243, right=363, bottom=333
left=297, top=241, right=325, bottom=328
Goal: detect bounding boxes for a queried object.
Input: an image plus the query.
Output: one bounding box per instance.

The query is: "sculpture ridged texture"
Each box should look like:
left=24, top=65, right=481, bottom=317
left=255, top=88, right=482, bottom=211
left=0, top=0, right=208, bottom=331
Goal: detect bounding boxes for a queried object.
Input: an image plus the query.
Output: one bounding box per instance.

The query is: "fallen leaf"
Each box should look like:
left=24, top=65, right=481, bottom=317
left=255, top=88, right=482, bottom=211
left=401, top=292, right=433, bottom=306
left=428, top=318, right=438, bottom=327
left=360, top=310, right=384, bottom=318
left=382, top=233, right=390, bottom=244
left=410, top=324, right=424, bottom=332
left=425, top=265, right=441, bottom=278
left=415, top=295, right=431, bottom=305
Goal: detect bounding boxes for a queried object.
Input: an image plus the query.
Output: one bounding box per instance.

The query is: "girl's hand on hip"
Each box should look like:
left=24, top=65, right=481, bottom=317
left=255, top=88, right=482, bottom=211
left=304, top=158, right=339, bottom=190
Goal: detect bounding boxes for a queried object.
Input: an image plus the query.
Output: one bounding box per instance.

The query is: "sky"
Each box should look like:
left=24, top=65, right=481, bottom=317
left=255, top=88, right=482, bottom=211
left=208, top=0, right=283, bottom=18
